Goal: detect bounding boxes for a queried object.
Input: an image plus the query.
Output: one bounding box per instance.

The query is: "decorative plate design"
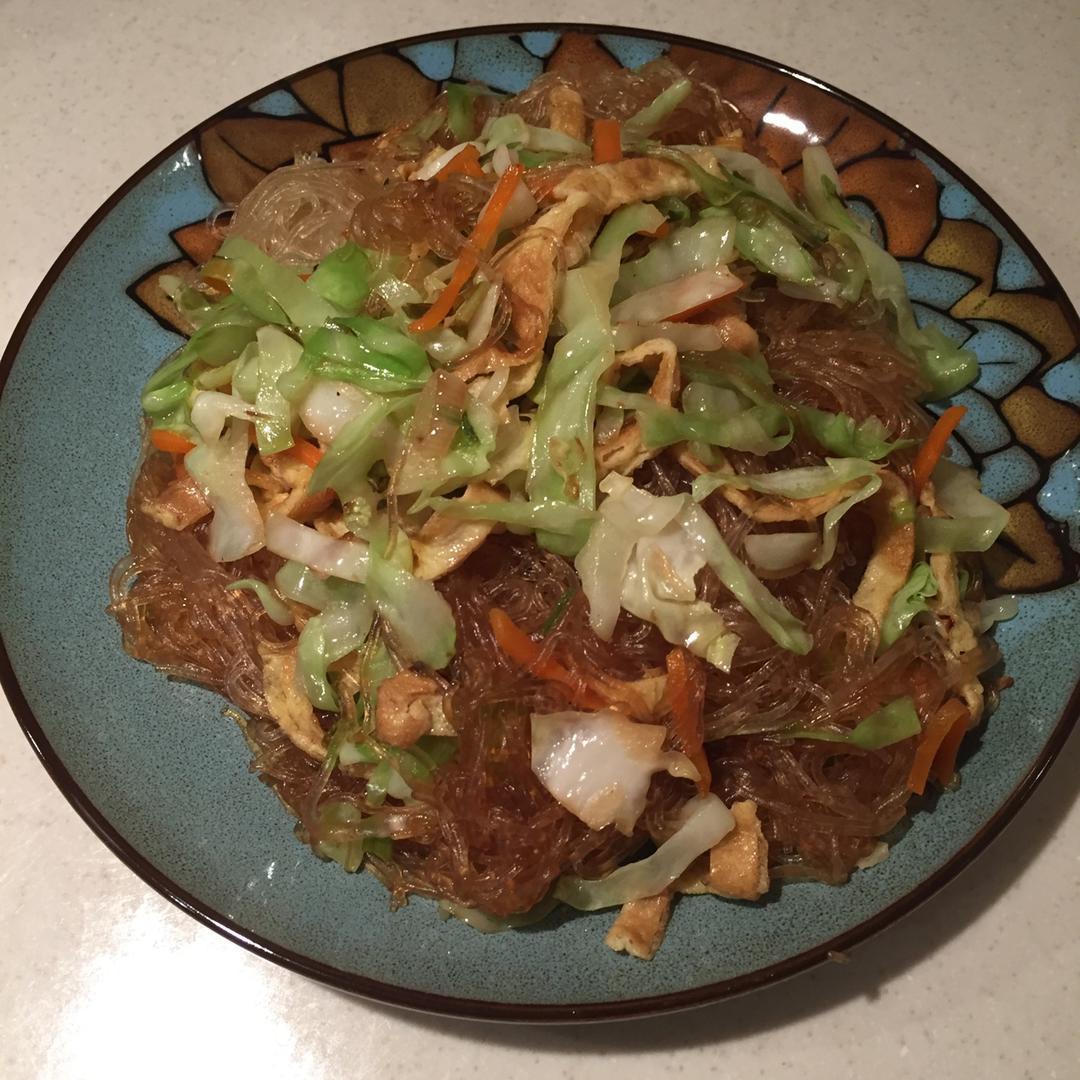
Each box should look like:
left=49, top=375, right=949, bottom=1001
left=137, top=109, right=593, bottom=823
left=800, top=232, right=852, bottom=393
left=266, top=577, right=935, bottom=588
left=1, top=26, right=1077, bottom=1021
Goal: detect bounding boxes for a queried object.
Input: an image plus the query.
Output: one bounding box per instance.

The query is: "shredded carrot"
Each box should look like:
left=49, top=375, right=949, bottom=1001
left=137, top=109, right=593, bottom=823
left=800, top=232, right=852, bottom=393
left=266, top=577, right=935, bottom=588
left=592, top=118, right=622, bottom=164
left=912, top=405, right=966, bottom=496
left=488, top=608, right=605, bottom=711
left=665, top=649, right=712, bottom=795
left=436, top=143, right=484, bottom=180
left=286, top=437, right=324, bottom=470
left=907, top=698, right=968, bottom=795
left=409, top=164, right=524, bottom=334
left=931, top=706, right=970, bottom=787
left=646, top=221, right=671, bottom=239
left=150, top=429, right=196, bottom=455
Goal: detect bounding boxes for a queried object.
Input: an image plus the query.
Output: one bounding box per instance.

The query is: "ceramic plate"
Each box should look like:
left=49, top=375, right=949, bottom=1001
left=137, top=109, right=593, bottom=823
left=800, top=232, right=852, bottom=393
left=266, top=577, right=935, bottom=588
left=1, top=25, right=1077, bottom=1021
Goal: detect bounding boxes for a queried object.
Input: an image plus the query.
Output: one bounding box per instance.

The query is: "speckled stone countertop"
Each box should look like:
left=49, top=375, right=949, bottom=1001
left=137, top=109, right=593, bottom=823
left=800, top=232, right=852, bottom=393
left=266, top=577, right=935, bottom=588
left=2, top=2, right=1078, bottom=1077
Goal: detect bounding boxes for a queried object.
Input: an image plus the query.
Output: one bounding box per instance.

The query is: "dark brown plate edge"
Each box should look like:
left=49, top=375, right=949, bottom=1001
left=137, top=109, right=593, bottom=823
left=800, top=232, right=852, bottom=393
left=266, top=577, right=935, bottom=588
left=1, top=21, right=1077, bottom=1024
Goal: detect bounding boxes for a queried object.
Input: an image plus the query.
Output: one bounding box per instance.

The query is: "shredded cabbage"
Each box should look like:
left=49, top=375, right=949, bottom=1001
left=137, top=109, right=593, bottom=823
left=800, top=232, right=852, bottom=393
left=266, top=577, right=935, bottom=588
left=743, top=532, right=819, bottom=571
left=554, top=794, right=735, bottom=910
left=609, top=266, right=742, bottom=324
left=577, top=474, right=811, bottom=664
left=786, top=696, right=921, bottom=749
left=217, top=236, right=340, bottom=327
left=265, top=514, right=370, bottom=582
left=306, top=242, right=373, bottom=313
left=880, top=561, right=938, bottom=649
left=797, top=404, right=916, bottom=461
left=802, top=146, right=978, bottom=399
left=614, top=213, right=736, bottom=299
left=815, top=472, right=883, bottom=569
left=227, top=578, right=293, bottom=625
left=622, top=78, right=693, bottom=142
left=253, top=325, right=302, bottom=453
left=692, top=457, right=879, bottom=502
left=481, top=112, right=589, bottom=158
left=527, top=202, right=665, bottom=554
left=917, top=459, right=1010, bottom=553
left=600, top=385, right=792, bottom=455
left=295, top=579, right=374, bottom=710
left=366, top=538, right=456, bottom=670
left=184, top=420, right=264, bottom=562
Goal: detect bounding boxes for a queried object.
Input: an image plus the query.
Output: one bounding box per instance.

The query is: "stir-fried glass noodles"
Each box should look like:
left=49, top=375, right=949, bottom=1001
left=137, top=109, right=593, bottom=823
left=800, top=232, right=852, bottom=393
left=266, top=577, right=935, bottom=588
left=110, top=59, right=1014, bottom=956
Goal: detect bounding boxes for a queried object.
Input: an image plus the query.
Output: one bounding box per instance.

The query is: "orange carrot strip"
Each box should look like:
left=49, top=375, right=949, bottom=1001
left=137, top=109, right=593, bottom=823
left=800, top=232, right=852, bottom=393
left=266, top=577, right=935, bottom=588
left=931, top=706, right=970, bottom=788
left=436, top=143, right=484, bottom=180
left=286, top=437, right=324, bottom=470
left=488, top=607, right=605, bottom=711
left=907, top=698, right=968, bottom=795
left=150, top=429, right=196, bottom=455
left=409, top=164, right=524, bottom=334
left=592, top=118, right=623, bottom=164
left=646, top=221, right=671, bottom=239
left=665, top=649, right=712, bottom=795
left=912, top=405, right=967, bottom=496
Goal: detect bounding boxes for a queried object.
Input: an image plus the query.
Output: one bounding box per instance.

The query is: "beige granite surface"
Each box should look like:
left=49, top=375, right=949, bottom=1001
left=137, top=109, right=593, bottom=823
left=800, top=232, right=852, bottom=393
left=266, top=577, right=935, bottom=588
left=1, top=2, right=1077, bottom=1077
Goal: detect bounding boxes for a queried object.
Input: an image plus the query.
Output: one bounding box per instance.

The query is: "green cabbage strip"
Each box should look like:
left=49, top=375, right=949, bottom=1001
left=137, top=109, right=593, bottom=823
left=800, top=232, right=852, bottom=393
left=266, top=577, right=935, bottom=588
left=447, top=82, right=489, bottom=141
left=614, top=212, right=736, bottom=300
left=308, top=393, right=415, bottom=502
left=598, top=385, right=792, bottom=455
left=217, top=237, right=340, bottom=327
left=252, top=326, right=302, bottom=454
left=365, top=538, right=456, bottom=670
left=276, top=561, right=374, bottom=711
left=141, top=298, right=260, bottom=414
left=880, top=562, right=938, bottom=650
left=654, top=195, right=692, bottom=223
left=814, top=472, right=883, bottom=569
left=785, top=696, right=921, bottom=749
left=801, top=146, right=978, bottom=399
left=691, top=457, right=880, bottom=503
left=621, top=78, right=693, bottom=142
left=423, top=495, right=595, bottom=535
left=554, top=794, right=734, bottom=910
left=527, top=202, right=666, bottom=554
left=733, top=200, right=817, bottom=285
left=311, top=800, right=393, bottom=873
left=706, top=147, right=818, bottom=234
left=680, top=502, right=813, bottom=654
left=797, top=404, right=916, bottom=461
left=481, top=112, right=590, bottom=157
left=226, top=578, right=292, bottom=625
left=576, top=474, right=811, bottom=658
left=278, top=319, right=430, bottom=402
left=306, top=242, right=373, bottom=313
left=916, top=459, right=1010, bottom=553
left=680, top=351, right=776, bottom=405
left=646, top=144, right=824, bottom=242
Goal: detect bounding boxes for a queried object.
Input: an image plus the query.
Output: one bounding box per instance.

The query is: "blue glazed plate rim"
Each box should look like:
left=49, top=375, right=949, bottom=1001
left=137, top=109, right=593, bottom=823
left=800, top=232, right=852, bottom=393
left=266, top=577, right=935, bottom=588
left=2, top=22, right=1078, bottom=1022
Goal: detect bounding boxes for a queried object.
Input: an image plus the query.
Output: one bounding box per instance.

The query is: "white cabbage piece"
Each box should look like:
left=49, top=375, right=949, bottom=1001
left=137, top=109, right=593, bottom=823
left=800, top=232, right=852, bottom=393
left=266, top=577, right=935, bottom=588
left=554, top=794, right=736, bottom=910
left=576, top=473, right=812, bottom=669
left=184, top=420, right=264, bottom=562
left=531, top=709, right=698, bottom=835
